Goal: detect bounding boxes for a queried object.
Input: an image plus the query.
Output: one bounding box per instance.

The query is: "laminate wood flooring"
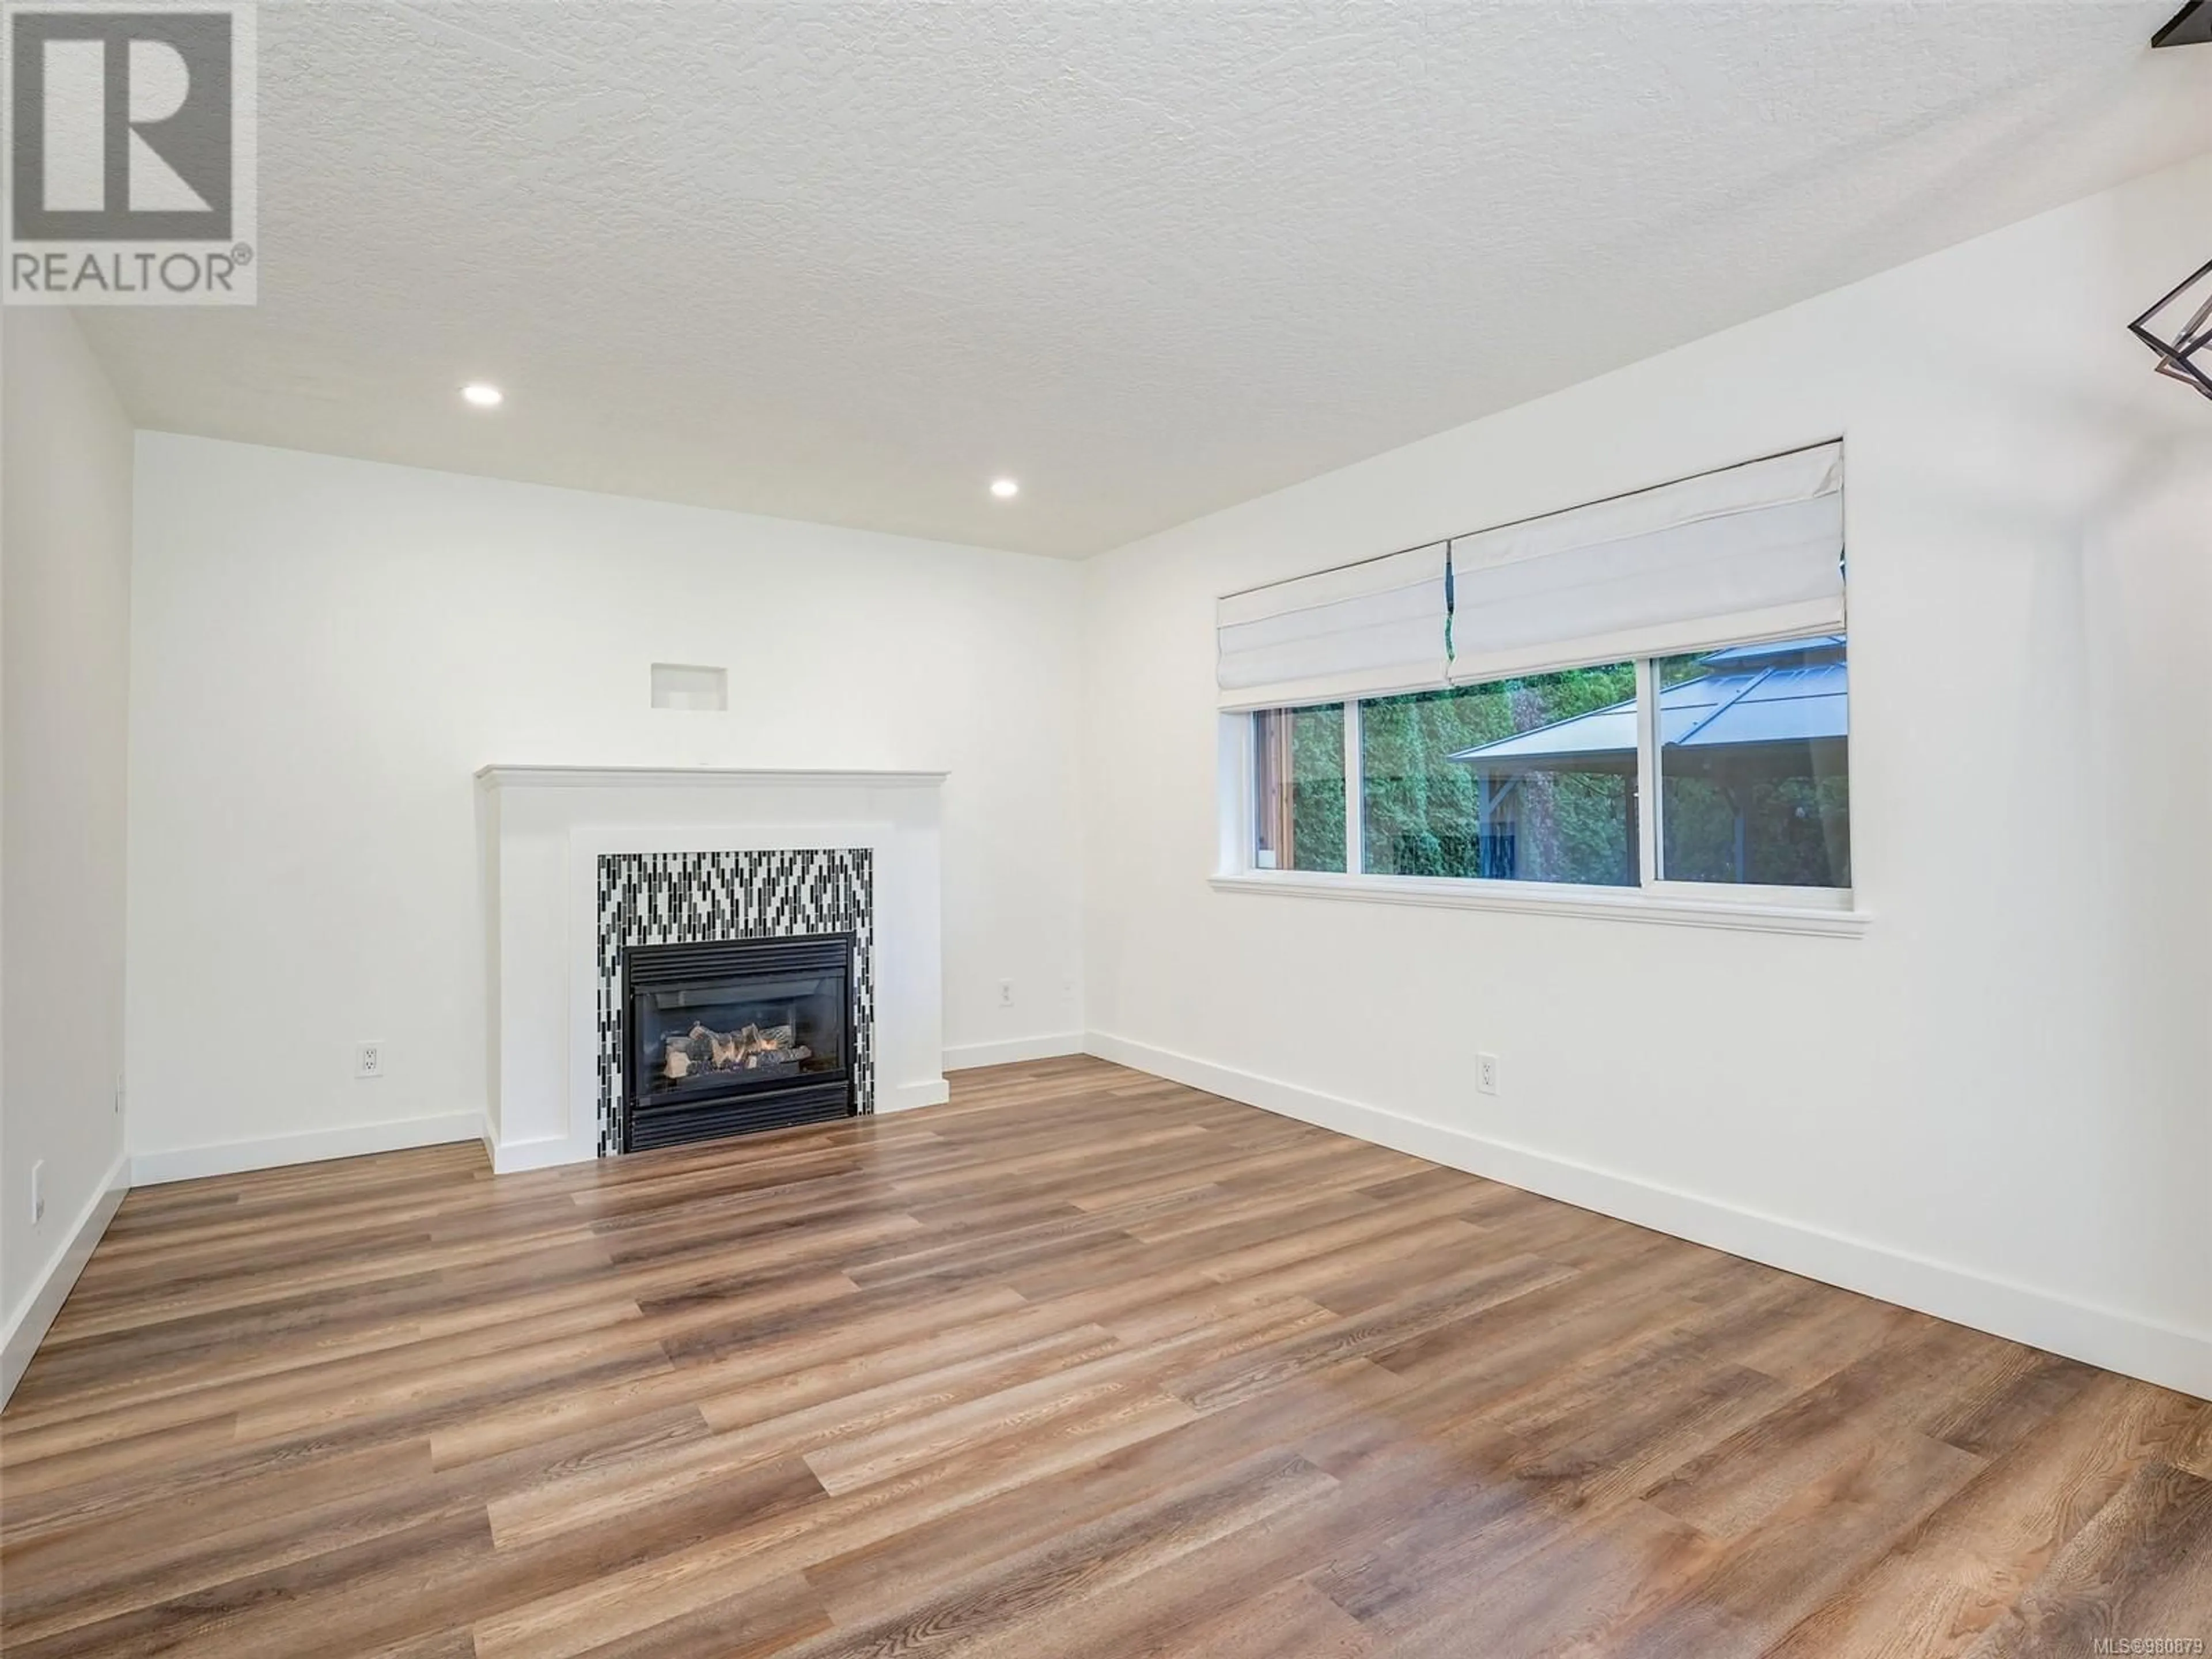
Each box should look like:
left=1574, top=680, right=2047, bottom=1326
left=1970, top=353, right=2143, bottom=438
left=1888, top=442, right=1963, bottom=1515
left=4, top=1057, right=2207, bottom=1657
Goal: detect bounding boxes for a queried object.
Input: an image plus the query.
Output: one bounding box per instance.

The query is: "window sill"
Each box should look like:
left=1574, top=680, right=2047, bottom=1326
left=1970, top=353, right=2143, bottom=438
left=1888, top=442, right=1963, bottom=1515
left=1209, top=870, right=1870, bottom=937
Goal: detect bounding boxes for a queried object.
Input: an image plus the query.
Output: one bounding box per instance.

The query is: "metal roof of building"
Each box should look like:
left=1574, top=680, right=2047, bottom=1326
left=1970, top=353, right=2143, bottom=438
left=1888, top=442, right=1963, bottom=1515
left=1449, top=638, right=1847, bottom=770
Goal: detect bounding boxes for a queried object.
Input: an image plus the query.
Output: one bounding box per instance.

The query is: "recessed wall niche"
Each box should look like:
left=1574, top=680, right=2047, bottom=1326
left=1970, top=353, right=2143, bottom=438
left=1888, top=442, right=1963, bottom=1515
left=650, top=662, right=728, bottom=711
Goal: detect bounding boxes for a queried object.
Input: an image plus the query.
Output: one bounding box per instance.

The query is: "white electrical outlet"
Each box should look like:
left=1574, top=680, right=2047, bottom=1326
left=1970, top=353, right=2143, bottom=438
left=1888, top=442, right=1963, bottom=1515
left=355, top=1042, right=385, bottom=1080
left=31, top=1160, right=46, bottom=1226
left=1476, top=1052, right=1501, bottom=1096
left=998, top=979, right=1014, bottom=1007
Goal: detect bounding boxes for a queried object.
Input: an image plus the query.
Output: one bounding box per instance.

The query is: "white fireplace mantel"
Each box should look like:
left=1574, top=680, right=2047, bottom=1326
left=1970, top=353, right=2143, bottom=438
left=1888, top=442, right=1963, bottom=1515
left=476, top=765, right=950, bottom=791
left=478, top=766, right=948, bottom=1172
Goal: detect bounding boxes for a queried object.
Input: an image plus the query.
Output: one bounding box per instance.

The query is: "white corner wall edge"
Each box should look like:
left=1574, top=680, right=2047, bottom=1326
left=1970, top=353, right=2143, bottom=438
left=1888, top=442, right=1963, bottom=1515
left=881, top=1078, right=953, bottom=1112
left=1084, top=1031, right=2212, bottom=1402
left=1, top=1150, right=130, bottom=1408
left=131, top=1112, right=488, bottom=1187
left=944, top=1033, right=1087, bottom=1071
left=490, top=1133, right=577, bottom=1175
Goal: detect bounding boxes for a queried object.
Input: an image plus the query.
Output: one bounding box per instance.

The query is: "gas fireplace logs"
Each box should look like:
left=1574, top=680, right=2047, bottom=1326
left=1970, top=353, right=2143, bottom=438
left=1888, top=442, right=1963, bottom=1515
left=661, top=1022, right=810, bottom=1080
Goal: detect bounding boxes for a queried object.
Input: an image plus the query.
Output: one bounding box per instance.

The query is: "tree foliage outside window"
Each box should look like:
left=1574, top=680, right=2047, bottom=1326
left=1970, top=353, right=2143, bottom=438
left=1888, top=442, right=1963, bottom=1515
left=1252, top=703, right=1346, bottom=872
left=1361, top=666, right=1637, bottom=885
left=1660, top=774, right=1850, bottom=885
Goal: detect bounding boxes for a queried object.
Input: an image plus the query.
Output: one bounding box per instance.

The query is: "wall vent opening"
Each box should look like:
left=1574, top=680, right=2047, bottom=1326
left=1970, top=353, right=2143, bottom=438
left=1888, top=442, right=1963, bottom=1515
left=650, top=663, right=728, bottom=711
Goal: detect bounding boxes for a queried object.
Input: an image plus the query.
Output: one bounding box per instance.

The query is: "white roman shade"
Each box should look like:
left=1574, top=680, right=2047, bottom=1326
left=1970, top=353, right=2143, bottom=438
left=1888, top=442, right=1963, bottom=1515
left=1446, top=442, right=1844, bottom=681
left=1215, top=541, right=1450, bottom=710
left=1215, top=442, right=1844, bottom=709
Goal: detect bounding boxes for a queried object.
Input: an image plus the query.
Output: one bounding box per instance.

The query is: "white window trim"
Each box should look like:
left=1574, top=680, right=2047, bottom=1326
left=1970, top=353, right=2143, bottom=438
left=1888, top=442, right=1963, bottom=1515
left=1215, top=661, right=1868, bottom=938
left=1341, top=699, right=1365, bottom=876
left=1207, top=868, right=1868, bottom=937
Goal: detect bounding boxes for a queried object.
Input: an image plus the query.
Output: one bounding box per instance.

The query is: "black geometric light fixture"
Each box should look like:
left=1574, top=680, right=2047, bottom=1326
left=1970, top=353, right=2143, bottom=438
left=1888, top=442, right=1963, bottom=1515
left=2132, top=3, right=2211, bottom=399
left=2150, top=0, right=2211, bottom=46
left=2131, top=259, right=2212, bottom=402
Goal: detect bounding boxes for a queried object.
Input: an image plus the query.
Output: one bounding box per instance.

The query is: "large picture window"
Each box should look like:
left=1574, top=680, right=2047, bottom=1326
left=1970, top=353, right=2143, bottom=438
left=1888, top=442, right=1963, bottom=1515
left=1245, top=633, right=1850, bottom=896
left=1222, top=445, right=1853, bottom=908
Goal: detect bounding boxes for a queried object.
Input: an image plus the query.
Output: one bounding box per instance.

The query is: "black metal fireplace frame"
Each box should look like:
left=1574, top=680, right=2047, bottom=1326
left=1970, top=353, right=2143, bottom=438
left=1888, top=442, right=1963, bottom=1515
left=620, top=931, right=858, bottom=1153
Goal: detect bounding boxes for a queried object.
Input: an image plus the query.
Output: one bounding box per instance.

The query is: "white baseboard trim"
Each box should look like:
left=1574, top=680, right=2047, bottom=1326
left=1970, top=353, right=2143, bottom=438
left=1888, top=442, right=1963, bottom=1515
left=943, top=1033, right=1086, bottom=1072
left=2, top=1150, right=130, bottom=1408
left=880, top=1077, right=952, bottom=1113
left=130, top=1113, right=489, bottom=1187
left=1084, top=1030, right=2212, bottom=1403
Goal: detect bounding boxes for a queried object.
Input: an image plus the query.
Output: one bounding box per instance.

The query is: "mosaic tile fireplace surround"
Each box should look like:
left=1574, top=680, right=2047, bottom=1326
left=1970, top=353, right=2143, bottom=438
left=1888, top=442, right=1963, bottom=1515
left=594, top=848, right=874, bottom=1155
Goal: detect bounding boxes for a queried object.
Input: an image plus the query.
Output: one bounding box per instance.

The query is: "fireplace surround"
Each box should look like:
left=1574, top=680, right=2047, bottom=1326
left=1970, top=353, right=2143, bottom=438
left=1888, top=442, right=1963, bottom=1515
left=478, top=766, right=944, bottom=1174
left=622, top=932, right=857, bottom=1150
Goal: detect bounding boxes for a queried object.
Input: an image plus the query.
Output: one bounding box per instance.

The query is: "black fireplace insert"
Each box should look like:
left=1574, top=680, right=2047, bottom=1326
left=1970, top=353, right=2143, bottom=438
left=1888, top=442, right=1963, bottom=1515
left=621, top=932, right=856, bottom=1152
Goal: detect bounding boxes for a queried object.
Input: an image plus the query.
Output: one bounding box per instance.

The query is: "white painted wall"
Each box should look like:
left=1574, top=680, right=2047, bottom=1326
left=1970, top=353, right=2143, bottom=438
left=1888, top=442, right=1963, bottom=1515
left=1081, top=154, right=2212, bottom=1396
left=2, top=312, right=135, bottom=1395
left=126, top=439, right=1084, bottom=1165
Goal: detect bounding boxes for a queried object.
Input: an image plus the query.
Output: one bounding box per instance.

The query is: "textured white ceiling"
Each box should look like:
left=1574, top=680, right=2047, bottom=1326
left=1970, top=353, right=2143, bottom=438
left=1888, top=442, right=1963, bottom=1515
left=79, top=2, right=2212, bottom=557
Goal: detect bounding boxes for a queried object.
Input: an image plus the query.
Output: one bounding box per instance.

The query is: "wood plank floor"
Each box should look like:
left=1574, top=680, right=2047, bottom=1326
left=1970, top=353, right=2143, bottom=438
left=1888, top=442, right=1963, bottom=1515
left=4, top=1056, right=2208, bottom=1658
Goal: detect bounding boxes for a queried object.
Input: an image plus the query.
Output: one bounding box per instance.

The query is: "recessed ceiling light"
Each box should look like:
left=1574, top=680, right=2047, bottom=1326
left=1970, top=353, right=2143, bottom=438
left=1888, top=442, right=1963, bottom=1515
left=461, top=382, right=503, bottom=408
left=990, top=478, right=1019, bottom=499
